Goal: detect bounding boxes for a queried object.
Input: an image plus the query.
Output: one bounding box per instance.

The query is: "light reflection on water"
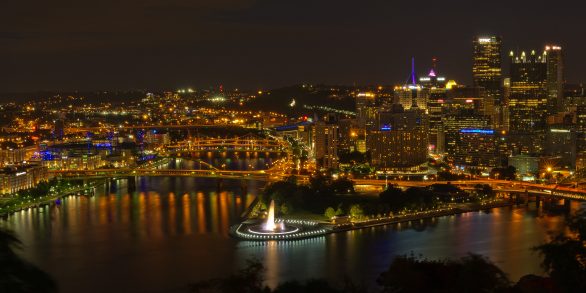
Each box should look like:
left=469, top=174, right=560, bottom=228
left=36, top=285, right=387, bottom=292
left=2, top=161, right=585, bottom=292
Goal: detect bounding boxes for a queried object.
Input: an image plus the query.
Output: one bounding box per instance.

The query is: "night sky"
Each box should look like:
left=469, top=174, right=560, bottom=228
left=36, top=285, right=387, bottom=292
left=1, top=0, right=585, bottom=92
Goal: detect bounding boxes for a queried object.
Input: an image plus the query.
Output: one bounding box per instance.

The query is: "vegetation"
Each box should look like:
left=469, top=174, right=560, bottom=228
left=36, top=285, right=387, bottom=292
left=259, top=175, right=356, bottom=218
left=190, top=258, right=365, bottom=293
left=191, top=239, right=584, bottom=293
left=338, top=150, right=369, bottom=165
left=259, top=176, right=500, bottom=221
left=0, top=178, right=86, bottom=215
left=490, top=166, right=517, bottom=180
left=0, top=226, right=57, bottom=293
left=377, top=254, right=511, bottom=293
left=534, top=209, right=586, bottom=292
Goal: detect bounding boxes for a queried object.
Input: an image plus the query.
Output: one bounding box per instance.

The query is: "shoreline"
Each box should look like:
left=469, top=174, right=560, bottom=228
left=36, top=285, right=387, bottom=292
left=332, top=200, right=516, bottom=233
left=0, top=183, right=101, bottom=218
left=235, top=200, right=518, bottom=240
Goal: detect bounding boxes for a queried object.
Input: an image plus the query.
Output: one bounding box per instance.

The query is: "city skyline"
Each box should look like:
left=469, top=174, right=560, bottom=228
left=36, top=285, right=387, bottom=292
left=2, top=0, right=586, bottom=92
left=2, top=2, right=586, bottom=292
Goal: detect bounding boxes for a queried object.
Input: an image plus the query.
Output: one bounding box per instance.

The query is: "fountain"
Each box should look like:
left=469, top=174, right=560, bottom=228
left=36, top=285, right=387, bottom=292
left=246, top=199, right=299, bottom=236
left=234, top=199, right=329, bottom=240
left=264, top=200, right=277, bottom=231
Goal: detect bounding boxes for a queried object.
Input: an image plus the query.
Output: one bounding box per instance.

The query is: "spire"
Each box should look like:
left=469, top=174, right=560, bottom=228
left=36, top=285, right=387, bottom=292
left=429, top=57, right=437, bottom=77
left=411, top=57, right=416, bottom=85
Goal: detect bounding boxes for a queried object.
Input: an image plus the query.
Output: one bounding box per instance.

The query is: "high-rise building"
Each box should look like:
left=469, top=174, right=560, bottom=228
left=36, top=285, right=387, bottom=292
left=420, top=59, right=448, bottom=152
left=313, top=120, right=339, bottom=170
left=508, top=50, right=548, bottom=132
left=545, top=45, right=564, bottom=112
left=393, top=58, right=429, bottom=110
left=355, top=92, right=378, bottom=131
left=473, top=36, right=503, bottom=126
left=452, top=128, right=505, bottom=169
left=508, top=49, right=549, bottom=155
left=442, top=109, right=491, bottom=158
left=368, top=105, right=428, bottom=171
left=545, top=127, right=576, bottom=169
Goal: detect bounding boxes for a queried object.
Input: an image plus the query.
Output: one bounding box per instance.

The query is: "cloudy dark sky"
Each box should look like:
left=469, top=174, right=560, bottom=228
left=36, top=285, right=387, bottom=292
left=1, top=0, right=585, bottom=92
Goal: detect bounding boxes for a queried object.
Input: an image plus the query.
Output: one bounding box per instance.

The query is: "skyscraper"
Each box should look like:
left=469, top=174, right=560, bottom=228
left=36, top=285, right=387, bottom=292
left=473, top=37, right=502, bottom=94
left=508, top=49, right=548, bottom=154
left=393, top=58, right=429, bottom=111
left=313, top=120, right=339, bottom=170
left=545, top=45, right=564, bottom=112
left=473, top=36, right=502, bottom=126
left=368, top=105, right=428, bottom=172
left=508, top=50, right=548, bottom=132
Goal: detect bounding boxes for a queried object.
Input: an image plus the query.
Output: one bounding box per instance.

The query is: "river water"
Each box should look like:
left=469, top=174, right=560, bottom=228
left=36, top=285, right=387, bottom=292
left=3, top=158, right=584, bottom=292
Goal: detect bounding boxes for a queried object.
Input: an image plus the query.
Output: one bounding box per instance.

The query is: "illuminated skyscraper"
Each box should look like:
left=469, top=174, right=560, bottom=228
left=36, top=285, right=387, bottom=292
left=545, top=45, right=564, bottom=112
left=393, top=58, right=428, bottom=110
left=508, top=49, right=548, bottom=154
left=368, top=105, right=428, bottom=171
left=473, top=36, right=502, bottom=126
left=355, top=92, right=378, bottom=131
left=473, top=37, right=502, bottom=95
left=508, top=49, right=548, bottom=132
left=314, top=120, right=339, bottom=170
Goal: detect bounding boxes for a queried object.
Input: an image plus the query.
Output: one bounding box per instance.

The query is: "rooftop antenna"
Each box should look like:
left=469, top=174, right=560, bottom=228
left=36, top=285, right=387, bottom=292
left=411, top=57, right=416, bottom=85
left=429, top=57, right=438, bottom=77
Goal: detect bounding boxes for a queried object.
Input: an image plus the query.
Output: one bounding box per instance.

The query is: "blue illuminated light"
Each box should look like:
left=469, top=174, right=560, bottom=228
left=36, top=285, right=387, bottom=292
left=380, top=124, right=392, bottom=131
left=459, top=129, right=494, bottom=134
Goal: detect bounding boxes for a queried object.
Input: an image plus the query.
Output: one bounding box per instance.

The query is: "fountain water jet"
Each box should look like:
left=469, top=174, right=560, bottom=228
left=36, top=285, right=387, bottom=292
left=264, top=200, right=277, bottom=231
left=245, top=199, right=300, bottom=236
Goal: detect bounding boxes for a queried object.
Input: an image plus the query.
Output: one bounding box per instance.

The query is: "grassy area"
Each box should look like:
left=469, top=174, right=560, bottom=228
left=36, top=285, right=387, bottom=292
left=0, top=179, right=99, bottom=216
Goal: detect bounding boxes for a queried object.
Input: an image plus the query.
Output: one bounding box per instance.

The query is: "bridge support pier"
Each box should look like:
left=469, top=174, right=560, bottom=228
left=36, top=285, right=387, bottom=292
left=105, top=178, right=111, bottom=195
left=127, top=176, right=137, bottom=191
left=216, top=179, right=224, bottom=192
left=240, top=180, right=248, bottom=195
left=564, top=198, right=572, bottom=210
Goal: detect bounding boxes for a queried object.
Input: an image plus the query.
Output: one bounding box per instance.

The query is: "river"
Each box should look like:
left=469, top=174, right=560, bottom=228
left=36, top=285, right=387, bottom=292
left=2, top=158, right=584, bottom=292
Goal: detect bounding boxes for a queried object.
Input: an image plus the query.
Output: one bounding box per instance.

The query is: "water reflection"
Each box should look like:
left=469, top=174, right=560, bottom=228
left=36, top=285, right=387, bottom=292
left=1, top=167, right=585, bottom=293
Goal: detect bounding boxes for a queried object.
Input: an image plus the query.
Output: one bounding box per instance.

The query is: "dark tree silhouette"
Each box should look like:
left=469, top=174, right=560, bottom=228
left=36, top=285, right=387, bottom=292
left=377, top=253, right=511, bottom=293
left=190, top=259, right=364, bottom=293
left=190, top=259, right=268, bottom=293
left=535, top=209, right=586, bottom=292
left=0, top=226, right=57, bottom=293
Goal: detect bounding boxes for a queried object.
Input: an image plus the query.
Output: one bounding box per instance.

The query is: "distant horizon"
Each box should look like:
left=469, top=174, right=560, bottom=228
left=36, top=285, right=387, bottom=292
left=2, top=1, right=586, bottom=92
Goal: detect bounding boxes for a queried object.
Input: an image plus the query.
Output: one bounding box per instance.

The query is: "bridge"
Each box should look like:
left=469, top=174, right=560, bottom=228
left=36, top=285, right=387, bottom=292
left=48, top=165, right=586, bottom=201
left=49, top=168, right=288, bottom=180
left=162, top=134, right=291, bottom=154
left=352, top=179, right=586, bottom=200
left=65, top=123, right=237, bottom=133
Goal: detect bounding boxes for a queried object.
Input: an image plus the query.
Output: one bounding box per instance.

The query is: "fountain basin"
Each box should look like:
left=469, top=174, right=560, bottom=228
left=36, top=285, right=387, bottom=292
left=232, top=218, right=331, bottom=241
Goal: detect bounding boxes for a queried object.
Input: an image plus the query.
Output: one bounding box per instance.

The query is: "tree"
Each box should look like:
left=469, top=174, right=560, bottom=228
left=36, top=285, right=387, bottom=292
left=338, top=150, right=368, bottom=165
left=191, top=259, right=362, bottom=293
left=490, top=166, right=516, bottom=180
left=324, top=207, right=336, bottom=219
left=190, top=259, right=267, bottom=293
left=330, top=178, right=354, bottom=194
left=349, top=204, right=363, bottom=219
left=535, top=209, right=586, bottom=292
left=334, top=206, right=344, bottom=216
left=0, top=226, right=58, bottom=293
left=377, top=253, right=511, bottom=293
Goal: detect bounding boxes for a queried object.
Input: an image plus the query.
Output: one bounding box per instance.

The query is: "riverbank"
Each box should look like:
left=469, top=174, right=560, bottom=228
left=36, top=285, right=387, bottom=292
left=332, top=200, right=515, bottom=233
left=235, top=199, right=516, bottom=240
left=0, top=181, right=102, bottom=217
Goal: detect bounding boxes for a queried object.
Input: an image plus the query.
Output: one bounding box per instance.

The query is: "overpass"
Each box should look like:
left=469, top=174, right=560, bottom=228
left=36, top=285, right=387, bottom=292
left=49, top=168, right=287, bottom=181
left=65, top=123, right=237, bottom=133
left=352, top=179, right=586, bottom=200
left=163, top=134, right=291, bottom=154
left=48, top=164, right=586, bottom=201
